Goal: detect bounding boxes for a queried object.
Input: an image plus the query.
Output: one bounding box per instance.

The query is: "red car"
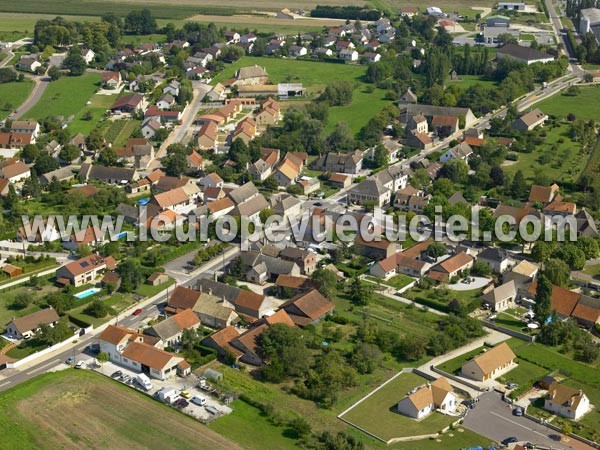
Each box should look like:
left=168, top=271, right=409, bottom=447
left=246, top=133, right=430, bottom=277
left=132, top=308, right=143, bottom=316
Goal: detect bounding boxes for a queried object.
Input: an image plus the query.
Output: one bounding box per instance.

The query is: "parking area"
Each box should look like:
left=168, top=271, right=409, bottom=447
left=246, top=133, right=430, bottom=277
left=463, top=392, right=575, bottom=450
left=63, top=350, right=232, bottom=423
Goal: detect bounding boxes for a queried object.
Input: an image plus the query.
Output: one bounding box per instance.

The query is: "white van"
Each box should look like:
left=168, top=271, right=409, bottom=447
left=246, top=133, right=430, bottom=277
left=135, top=373, right=153, bottom=391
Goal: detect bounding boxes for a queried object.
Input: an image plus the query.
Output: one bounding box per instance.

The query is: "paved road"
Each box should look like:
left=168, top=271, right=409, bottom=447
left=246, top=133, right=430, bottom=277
left=151, top=82, right=211, bottom=166
left=463, top=391, right=593, bottom=450
left=12, top=75, right=49, bottom=119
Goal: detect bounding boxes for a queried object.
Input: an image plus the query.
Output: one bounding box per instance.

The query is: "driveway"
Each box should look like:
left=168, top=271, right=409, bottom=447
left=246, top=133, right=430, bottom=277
left=13, top=75, right=49, bottom=119
left=463, top=391, right=587, bottom=450
left=447, top=276, right=491, bottom=291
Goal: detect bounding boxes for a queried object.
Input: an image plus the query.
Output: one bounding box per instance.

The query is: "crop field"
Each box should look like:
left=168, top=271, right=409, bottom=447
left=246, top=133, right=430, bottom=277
left=0, top=370, right=239, bottom=449
left=25, top=73, right=101, bottom=125
left=0, top=79, right=34, bottom=120
left=185, top=14, right=345, bottom=34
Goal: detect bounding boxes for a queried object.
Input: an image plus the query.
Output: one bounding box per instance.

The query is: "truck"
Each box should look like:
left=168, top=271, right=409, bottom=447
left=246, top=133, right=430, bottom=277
left=135, top=373, right=153, bottom=391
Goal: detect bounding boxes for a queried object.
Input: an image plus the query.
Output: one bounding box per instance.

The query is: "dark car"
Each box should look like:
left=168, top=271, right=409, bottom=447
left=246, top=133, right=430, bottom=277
left=111, top=370, right=123, bottom=379
left=501, top=437, right=518, bottom=446
left=174, top=398, right=189, bottom=409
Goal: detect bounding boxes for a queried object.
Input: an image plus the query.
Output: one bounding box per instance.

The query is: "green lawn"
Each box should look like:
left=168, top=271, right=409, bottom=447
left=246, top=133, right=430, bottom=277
left=209, top=400, right=298, bottom=450
left=0, top=79, right=34, bottom=120
left=325, top=85, right=390, bottom=134
left=583, top=263, right=600, bottom=278
left=448, top=74, right=498, bottom=90
left=67, top=92, right=117, bottom=135
left=211, top=56, right=389, bottom=134
left=341, top=372, right=459, bottom=441
left=502, top=122, right=588, bottom=184
left=25, top=72, right=101, bottom=125
left=437, top=346, right=490, bottom=375
left=0, top=283, right=60, bottom=332
left=403, top=285, right=483, bottom=313
left=365, top=274, right=414, bottom=291
left=508, top=340, right=600, bottom=440
left=536, top=86, right=600, bottom=120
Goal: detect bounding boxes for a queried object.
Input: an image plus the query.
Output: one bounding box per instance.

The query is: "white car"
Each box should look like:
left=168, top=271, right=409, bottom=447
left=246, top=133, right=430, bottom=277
left=190, top=395, right=206, bottom=406
left=75, top=360, right=85, bottom=369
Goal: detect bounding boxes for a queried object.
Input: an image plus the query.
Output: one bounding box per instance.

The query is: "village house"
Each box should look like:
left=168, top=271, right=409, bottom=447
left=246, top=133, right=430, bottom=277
left=234, top=65, right=269, bottom=86
left=461, top=342, right=516, bottom=382
left=397, top=377, right=457, bottom=419
left=17, top=57, right=41, bottom=72
left=428, top=252, right=474, bottom=283
left=5, top=308, right=60, bottom=340
left=528, top=183, right=559, bottom=204
left=163, top=80, right=181, bottom=97
left=55, top=254, right=116, bottom=287
left=99, top=325, right=189, bottom=380
left=354, top=236, right=397, bottom=260
left=544, top=383, right=591, bottom=420
left=79, top=164, right=139, bottom=185
left=439, top=142, right=473, bottom=163
left=279, top=247, right=317, bottom=275
left=63, top=225, right=105, bottom=251
left=0, top=159, right=31, bottom=183
left=11, top=120, right=40, bottom=137
left=144, top=309, right=201, bottom=349
left=102, top=71, right=122, bottom=89
left=111, top=93, right=146, bottom=113
left=497, top=44, right=555, bottom=65
left=141, top=117, right=162, bottom=140
left=348, top=178, right=391, bottom=207
left=481, top=280, right=517, bottom=311
left=512, top=108, right=548, bottom=132
left=281, top=289, right=334, bottom=326
left=477, top=247, right=512, bottom=273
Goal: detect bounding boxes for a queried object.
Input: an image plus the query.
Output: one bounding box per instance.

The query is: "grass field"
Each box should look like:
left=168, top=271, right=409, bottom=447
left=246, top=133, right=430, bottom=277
left=25, top=72, right=101, bottom=126
left=67, top=92, right=117, bottom=135
left=341, top=372, right=476, bottom=443
left=502, top=122, right=588, bottom=184
left=0, top=370, right=239, bottom=449
left=448, top=74, right=498, bottom=90
left=536, top=86, right=600, bottom=120
left=403, top=285, right=483, bottom=313
left=0, top=79, right=34, bottom=120
left=213, top=56, right=389, bottom=134
left=365, top=274, right=414, bottom=290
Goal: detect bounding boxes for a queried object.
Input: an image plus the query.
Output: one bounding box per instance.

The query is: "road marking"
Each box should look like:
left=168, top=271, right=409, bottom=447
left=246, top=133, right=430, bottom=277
left=489, top=411, right=553, bottom=440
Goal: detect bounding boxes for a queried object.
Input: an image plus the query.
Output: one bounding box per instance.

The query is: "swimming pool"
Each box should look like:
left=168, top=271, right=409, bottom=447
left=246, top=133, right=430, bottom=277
left=74, top=287, right=101, bottom=299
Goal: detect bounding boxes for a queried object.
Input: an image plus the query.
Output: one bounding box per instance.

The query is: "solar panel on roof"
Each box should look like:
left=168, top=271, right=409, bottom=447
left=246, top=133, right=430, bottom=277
left=81, top=261, right=89, bottom=267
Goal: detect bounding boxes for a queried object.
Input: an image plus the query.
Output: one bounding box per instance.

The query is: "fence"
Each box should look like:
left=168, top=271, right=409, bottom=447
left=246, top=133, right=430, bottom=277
left=481, top=319, right=535, bottom=342
left=5, top=325, right=93, bottom=369
left=430, top=365, right=488, bottom=393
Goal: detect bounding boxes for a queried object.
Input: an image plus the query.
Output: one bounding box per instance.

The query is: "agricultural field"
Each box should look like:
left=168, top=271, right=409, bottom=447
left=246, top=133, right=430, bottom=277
left=535, top=86, right=600, bottom=121
left=0, top=370, right=238, bottom=449
left=502, top=122, right=588, bottom=185
left=0, top=79, right=34, bottom=120
left=185, top=14, right=345, bottom=34
left=100, top=118, right=142, bottom=147
left=25, top=72, right=101, bottom=126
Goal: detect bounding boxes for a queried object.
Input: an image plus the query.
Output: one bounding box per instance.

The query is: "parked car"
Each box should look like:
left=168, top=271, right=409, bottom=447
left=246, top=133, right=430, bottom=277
left=174, top=398, right=189, bottom=409
left=120, top=374, right=130, bottom=383
left=506, top=382, right=519, bottom=389
left=205, top=405, right=219, bottom=415
left=75, top=360, right=85, bottom=369
left=132, top=308, right=143, bottom=316
left=180, top=390, right=191, bottom=399
left=501, top=437, right=518, bottom=446
left=65, top=357, right=74, bottom=365
left=111, top=370, right=123, bottom=379
left=191, top=395, right=206, bottom=406
left=513, top=406, right=524, bottom=416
